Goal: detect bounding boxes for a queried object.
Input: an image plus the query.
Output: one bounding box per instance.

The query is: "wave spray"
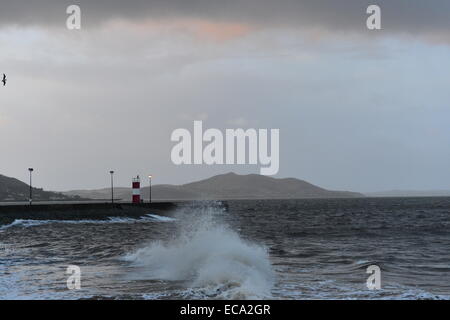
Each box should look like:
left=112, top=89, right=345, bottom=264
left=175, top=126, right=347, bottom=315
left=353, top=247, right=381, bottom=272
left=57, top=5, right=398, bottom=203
left=123, top=203, right=274, bottom=299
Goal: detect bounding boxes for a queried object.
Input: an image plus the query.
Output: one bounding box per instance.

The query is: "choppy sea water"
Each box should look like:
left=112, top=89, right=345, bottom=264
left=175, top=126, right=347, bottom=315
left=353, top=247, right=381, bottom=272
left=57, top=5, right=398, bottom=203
left=1, top=198, right=449, bottom=300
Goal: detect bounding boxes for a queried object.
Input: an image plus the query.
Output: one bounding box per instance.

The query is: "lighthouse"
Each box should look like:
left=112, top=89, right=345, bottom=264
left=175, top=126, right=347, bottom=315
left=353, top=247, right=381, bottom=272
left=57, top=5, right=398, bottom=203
left=132, top=175, right=141, bottom=203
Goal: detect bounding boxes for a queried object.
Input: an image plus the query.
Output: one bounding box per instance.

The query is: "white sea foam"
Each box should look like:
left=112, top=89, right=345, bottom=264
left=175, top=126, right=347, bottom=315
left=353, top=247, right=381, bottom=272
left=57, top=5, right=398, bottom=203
left=145, top=214, right=176, bottom=222
left=123, top=206, right=274, bottom=299
left=0, top=214, right=175, bottom=231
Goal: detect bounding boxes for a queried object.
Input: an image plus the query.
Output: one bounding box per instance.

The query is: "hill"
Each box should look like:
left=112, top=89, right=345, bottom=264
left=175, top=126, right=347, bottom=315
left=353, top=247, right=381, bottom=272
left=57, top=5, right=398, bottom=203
left=0, top=174, right=81, bottom=202
left=64, top=172, right=363, bottom=201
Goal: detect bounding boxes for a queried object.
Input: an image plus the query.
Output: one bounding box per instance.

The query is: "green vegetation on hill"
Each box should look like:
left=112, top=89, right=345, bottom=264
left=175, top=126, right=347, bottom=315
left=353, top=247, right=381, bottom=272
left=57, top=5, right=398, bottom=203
left=0, top=174, right=81, bottom=201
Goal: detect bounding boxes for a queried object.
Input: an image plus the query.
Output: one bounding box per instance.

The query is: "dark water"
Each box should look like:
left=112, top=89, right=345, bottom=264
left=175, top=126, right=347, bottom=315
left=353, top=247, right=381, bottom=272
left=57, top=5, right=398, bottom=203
left=1, top=198, right=449, bottom=300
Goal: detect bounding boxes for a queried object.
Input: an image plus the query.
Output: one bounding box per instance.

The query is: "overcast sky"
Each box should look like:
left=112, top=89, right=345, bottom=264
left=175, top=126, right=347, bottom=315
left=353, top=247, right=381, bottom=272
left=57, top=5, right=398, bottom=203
left=0, top=0, right=449, bottom=192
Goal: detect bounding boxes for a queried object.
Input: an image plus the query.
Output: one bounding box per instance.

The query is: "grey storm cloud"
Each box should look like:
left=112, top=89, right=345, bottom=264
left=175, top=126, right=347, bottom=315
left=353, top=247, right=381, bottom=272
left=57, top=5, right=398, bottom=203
left=1, top=1, right=450, bottom=192
left=0, top=0, right=449, bottom=35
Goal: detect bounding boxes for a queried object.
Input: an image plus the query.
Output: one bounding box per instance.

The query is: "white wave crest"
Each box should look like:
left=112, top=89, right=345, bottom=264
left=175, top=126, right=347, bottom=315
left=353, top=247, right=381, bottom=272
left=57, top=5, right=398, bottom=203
left=0, top=214, right=175, bottom=231
left=123, top=208, right=274, bottom=299
left=145, top=214, right=176, bottom=222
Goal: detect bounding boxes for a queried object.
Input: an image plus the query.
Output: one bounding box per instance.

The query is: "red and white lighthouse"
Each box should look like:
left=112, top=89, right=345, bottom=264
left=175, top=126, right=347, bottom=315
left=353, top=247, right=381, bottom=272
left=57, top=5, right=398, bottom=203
left=132, top=175, right=141, bottom=203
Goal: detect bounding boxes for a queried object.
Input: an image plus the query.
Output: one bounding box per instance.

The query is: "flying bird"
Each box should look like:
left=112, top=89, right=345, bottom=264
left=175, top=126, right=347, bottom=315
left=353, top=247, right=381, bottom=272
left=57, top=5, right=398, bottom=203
left=2, top=74, right=6, bottom=86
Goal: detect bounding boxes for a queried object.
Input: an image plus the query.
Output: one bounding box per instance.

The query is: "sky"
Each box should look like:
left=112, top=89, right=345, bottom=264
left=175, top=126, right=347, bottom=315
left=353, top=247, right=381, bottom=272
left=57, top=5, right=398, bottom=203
left=0, top=0, right=449, bottom=192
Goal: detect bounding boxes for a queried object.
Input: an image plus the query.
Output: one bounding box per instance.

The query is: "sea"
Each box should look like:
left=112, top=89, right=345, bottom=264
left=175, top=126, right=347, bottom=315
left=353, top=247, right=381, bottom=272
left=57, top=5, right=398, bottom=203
left=0, top=197, right=449, bottom=300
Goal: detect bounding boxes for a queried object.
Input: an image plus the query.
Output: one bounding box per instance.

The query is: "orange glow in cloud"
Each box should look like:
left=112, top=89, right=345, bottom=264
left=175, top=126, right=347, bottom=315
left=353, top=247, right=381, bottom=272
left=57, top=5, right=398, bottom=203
left=183, top=19, right=252, bottom=41
left=105, top=18, right=253, bottom=42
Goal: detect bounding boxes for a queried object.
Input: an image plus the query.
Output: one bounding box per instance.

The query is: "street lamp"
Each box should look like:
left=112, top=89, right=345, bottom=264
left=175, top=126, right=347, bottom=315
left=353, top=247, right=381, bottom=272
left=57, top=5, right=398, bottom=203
left=110, top=171, right=114, bottom=204
left=28, top=168, right=33, bottom=205
left=148, top=175, right=152, bottom=203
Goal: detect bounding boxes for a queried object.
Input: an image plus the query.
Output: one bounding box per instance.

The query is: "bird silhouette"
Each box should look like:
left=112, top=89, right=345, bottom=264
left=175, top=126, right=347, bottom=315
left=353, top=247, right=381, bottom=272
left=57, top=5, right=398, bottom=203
left=2, top=74, right=6, bottom=86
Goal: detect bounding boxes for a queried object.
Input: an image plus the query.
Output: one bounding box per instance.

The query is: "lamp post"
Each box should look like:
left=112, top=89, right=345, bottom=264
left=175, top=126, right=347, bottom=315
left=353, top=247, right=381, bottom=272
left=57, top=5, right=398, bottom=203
left=148, top=175, right=152, bottom=203
left=110, top=171, right=114, bottom=204
left=28, top=168, right=33, bottom=205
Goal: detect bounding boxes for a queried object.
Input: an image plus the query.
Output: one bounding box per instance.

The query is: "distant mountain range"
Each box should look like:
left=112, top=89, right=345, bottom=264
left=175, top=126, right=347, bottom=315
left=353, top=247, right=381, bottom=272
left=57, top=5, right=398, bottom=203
left=365, top=190, right=450, bottom=197
left=63, top=172, right=363, bottom=201
left=0, top=174, right=81, bottom=202
left=3, top=172, right=448, bottom=202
